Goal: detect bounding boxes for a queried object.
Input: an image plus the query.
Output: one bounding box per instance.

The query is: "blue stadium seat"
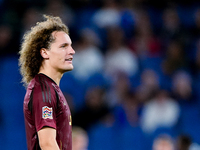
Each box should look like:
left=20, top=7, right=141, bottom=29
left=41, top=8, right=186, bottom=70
left=179, top=103, right=200, bottom=144
left=88, top=122, right=118, bottom=150
left=0, top=56, right=27, bottom=149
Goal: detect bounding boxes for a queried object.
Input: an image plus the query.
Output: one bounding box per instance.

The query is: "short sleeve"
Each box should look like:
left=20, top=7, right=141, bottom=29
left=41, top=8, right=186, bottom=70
left=32, top=81, right=58, bottom=132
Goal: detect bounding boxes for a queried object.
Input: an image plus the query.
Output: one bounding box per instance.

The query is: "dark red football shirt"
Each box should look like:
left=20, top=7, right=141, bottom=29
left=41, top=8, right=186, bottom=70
left=23, top=73, right=72, bottom=150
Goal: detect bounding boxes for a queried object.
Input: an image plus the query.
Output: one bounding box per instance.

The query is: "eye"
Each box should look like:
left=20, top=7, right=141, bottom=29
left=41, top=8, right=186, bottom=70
left=60, top=43, right=68, bottom=48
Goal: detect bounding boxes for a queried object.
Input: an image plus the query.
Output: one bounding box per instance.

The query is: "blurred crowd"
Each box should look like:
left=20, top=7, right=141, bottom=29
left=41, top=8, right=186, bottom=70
left=1, top=0, right=200, bottom=149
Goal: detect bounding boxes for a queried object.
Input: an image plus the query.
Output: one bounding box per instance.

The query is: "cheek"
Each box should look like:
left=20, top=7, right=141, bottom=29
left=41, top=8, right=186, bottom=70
left=57, top=53, right=65, bottom=61
left=50, top=51, right=66, bottom=62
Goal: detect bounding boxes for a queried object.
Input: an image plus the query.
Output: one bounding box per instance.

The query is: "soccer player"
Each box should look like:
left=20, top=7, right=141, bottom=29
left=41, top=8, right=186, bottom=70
left=19, top=15, right=75, bottom=150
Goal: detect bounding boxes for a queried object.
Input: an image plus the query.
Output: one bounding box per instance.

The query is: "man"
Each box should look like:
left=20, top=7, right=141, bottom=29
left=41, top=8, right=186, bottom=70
left=152, top=134, right=175, bottom=150
left=19, top=15, right=75, bottom=150
left=72, top=126, right=89, bottom=150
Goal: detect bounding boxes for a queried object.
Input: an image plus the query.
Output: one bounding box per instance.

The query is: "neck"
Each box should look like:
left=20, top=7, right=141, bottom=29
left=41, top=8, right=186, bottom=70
left=39, top=67, right=63, bottom=86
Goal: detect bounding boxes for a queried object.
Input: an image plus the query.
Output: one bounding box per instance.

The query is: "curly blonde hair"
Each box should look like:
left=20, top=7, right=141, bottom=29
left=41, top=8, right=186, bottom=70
left=19, top=15, right=69, bottom=87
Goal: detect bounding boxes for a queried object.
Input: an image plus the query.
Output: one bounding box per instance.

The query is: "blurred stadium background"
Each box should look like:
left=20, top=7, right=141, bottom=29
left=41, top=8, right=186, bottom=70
left=1, top=0, right=200, bottom=149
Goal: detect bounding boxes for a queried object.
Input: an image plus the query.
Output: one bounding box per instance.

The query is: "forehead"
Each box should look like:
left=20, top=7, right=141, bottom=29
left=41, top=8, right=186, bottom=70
left=51, top=31, right=71, bottom=44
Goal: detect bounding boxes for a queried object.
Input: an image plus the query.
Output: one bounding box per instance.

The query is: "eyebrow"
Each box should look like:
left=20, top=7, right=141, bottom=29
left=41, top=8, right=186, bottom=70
left=59, top=43, right=70, bottom=47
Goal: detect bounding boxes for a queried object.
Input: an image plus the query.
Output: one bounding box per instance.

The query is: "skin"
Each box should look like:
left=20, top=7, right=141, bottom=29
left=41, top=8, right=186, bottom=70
left=39, top=31, right=75, bottom=86
left=38, top=127, right=60, bottom=150
left=38, top=31, right=75, bottom=150
left=153, top=139, right=174, bottom=150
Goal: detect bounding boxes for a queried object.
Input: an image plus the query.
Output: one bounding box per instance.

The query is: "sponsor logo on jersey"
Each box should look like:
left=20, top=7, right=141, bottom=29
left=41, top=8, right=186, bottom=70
left=42, top=106, right=53, bottom=119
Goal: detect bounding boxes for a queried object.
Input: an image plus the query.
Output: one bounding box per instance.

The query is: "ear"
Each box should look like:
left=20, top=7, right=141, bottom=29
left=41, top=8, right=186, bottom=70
left=40, top=48, right=49, bottom=59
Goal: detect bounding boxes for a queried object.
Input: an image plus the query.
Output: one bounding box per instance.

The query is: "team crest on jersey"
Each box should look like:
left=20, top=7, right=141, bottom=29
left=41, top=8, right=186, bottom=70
left=42, top=106, right=53, bottom=119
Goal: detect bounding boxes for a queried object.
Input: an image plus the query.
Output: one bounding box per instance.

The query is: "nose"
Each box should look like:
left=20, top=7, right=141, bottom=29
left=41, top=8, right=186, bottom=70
left=70, top=46, right=75, bottom=55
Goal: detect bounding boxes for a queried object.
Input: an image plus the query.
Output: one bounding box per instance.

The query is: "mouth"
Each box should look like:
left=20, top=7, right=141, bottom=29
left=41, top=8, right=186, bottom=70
left=65, top=58, right=73, bottom=61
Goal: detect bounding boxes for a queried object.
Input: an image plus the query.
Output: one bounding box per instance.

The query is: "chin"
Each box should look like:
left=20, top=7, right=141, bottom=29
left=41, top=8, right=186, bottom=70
left=65, top=66, right=74, bottom=72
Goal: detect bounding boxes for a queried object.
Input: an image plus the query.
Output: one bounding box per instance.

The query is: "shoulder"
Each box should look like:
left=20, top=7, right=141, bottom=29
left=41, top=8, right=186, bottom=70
left=27, top=75, right=61, bottom=109
left=33, top=74, right=56, bottom=89
left=31, top=74, right=58, bottom=103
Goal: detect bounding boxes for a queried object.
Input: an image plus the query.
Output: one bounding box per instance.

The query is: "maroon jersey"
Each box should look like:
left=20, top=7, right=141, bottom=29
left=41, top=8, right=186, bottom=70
left=23, top=73, right=72, bottom=150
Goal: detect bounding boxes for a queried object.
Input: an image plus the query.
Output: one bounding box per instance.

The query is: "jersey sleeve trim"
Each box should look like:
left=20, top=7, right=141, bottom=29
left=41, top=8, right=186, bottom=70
left=38, top=75, right=52, bottom=103
left=36, top=123, right=57, bottom=132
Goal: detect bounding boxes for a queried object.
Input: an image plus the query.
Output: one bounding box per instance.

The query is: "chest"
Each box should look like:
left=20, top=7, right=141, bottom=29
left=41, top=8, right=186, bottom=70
left=56, top=90, right=72, bottom=126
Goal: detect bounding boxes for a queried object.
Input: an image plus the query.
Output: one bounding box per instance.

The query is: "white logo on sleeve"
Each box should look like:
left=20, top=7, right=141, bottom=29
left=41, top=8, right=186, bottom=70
left=42, top=106, right=53, bottom=119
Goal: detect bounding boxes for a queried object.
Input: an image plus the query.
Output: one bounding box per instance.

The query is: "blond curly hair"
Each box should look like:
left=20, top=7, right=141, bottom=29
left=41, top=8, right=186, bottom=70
left=19, top=15, right=69, bottom=87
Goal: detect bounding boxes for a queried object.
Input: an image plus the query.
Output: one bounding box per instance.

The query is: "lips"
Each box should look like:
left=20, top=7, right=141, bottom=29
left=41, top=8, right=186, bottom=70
left=65, top=58, right=73, bottom=61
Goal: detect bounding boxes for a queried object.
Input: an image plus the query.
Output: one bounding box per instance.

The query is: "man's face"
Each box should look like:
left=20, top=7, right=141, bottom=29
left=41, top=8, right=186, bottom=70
left=47, top=31, right=75, bottom=73
left=153, top=139, right=174, bottom=150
